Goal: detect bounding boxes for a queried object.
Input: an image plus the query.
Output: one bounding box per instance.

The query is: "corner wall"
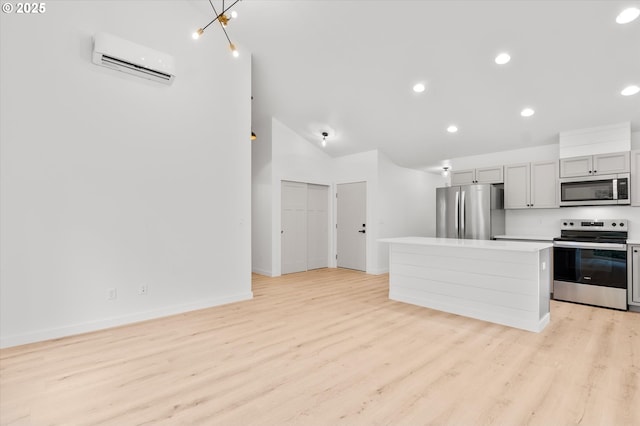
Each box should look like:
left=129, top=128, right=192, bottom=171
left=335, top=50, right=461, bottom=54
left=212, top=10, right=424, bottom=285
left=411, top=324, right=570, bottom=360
left=253, top=119, right=442, bottom=276
left=377, top=152, right=445, bottom=272
left=0, top=1, right=252, bottom=347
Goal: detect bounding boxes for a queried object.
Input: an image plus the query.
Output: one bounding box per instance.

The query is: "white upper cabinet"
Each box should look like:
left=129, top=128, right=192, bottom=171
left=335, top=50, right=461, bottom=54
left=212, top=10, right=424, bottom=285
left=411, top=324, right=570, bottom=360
left=530, top=161, right=559, bottom=208
left=594, top=151, right=631, bottom=174
left=451, top=169, right=476, bottom=185
left=632, top=149, right=640, bottom=207
left=451, top=166, right=503, bottom=185
left=505, top=161, right=558, bottom=209
left=559, top=151, right=630, bottom=178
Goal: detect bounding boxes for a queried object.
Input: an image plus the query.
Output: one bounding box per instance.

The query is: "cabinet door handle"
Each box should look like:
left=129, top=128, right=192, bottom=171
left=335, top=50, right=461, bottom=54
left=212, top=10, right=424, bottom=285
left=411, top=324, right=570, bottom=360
left=593, top=170, right=597, bottom=174
left=588, top=170, right=592, bottom=174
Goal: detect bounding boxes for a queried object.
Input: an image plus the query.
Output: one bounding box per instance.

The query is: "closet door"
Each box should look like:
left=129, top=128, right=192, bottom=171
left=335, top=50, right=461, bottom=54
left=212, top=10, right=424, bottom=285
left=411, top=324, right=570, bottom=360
left=281, top=181, right=307, bottom=274
left=307, top=184, right=329, bottom=270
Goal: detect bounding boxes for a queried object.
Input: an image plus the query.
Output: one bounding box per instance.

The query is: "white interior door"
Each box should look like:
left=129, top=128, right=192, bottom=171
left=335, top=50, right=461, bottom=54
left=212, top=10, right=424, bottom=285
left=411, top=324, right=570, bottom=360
left=337, top=182, right=366, bottom=271
left=307, top=184, right=329, bottom=270
left=281, top=181, right=307, bottom=274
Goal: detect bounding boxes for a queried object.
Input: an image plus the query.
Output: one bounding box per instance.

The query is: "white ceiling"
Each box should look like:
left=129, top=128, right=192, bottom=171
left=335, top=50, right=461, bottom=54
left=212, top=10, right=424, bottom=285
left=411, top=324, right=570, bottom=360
left=223, top=0, right=640, bottom=170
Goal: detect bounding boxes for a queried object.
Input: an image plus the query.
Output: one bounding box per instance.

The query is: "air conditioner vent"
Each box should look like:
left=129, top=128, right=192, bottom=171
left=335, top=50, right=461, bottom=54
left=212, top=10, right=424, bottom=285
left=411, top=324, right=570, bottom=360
left=92, top=33, right=176, bottom=85
left=101, top=55, right=172, bottom=81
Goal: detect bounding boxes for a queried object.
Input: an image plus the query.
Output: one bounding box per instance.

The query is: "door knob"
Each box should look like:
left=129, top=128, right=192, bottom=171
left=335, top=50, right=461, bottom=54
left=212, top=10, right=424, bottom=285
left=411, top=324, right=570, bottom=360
left=358, top=230, right=366, bottom=233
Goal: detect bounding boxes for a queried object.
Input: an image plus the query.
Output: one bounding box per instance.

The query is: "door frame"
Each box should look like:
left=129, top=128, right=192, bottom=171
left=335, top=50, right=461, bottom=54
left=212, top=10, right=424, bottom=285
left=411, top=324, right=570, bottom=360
left=334, top=180, right=368, bottom=273
left=276, top=179, right=333, bottom=276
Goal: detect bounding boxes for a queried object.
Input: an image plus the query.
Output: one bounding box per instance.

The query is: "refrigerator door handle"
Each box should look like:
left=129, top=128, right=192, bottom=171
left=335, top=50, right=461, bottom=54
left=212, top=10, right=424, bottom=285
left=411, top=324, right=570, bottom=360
left=455, top=190, right=459, bottom=237
left=460, top=190, right=466, bottom=238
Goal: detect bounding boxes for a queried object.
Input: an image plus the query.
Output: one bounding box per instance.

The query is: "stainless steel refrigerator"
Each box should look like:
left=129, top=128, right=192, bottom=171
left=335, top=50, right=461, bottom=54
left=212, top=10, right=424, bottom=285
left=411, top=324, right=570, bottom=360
left=436, top=184, right=505, bottom=240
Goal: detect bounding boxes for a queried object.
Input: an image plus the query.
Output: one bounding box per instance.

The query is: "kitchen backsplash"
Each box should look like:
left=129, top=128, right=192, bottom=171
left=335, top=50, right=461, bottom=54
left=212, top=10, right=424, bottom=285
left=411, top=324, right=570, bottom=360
left=506, top=206, right=639, bottom=239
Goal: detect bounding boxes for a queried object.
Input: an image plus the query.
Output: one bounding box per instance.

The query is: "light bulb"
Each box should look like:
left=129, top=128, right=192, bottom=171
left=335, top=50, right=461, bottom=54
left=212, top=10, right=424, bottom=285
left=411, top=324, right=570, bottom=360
left=230, top=10, right=238, bottom=19
left=621, top=85, right=640, bottom=96
left=447, top=125, right=458, bottom=133
left=616, top=7, right=640, bottom=24
left=521, top=107, right=535, bottom=117
left=413, top=83, right=426, bottom=93
left=322, top=139, right=327, bottom=147
left=495, top=53, right=511, bottom=65
left=230, top=43, right=239, bottom=58
left=192, top=28, right=204, bottom=39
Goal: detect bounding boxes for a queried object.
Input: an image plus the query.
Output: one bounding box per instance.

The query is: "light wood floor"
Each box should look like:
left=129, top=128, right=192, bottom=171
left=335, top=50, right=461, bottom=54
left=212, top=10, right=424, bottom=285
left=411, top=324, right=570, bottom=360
left=1, top=269, right=639, bottom=425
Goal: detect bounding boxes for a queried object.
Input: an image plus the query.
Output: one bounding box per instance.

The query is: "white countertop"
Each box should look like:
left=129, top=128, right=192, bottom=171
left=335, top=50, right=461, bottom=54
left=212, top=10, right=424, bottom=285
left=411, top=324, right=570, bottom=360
left=628, top=240, right=640, bottom=245
left=379, top=237, right=552, bottom=252
left=494, top=235, right=556, bottom=242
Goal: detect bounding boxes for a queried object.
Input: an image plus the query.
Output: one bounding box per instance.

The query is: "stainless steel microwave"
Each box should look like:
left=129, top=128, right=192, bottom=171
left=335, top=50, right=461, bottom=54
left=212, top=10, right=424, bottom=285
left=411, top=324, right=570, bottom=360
left=559, top=173, right=630, bottom=206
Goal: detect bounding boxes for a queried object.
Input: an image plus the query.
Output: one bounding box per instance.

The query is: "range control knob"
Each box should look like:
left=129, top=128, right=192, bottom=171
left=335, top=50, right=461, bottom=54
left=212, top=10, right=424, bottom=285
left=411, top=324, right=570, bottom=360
left=570, top=222, right=574, bottom=226
left=620, top=222, right=625, bottom=227
left=612, top=223, right=617, bottom=227
left=563, top=222, right=568, bottom=226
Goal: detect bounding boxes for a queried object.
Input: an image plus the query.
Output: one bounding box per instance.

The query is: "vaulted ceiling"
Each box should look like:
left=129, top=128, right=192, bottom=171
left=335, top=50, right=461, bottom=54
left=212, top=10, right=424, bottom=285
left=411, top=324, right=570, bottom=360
left=223, top=1, right=640, bottom=171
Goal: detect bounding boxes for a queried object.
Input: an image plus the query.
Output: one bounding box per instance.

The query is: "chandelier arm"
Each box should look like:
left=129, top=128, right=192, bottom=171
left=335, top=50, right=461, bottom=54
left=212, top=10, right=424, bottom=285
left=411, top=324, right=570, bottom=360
left=219, top=22, right=233, bottom=45
left=202, top=16, right=220, bottom=31
left=221, top=0, right=242, bottom=15
left=207, top=0, right=216, bottom=13
left=209, top=1, right=233, bottom=45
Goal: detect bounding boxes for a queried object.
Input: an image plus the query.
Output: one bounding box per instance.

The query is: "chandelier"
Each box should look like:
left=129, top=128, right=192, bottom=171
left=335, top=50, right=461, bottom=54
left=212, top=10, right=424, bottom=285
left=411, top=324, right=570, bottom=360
left=192, top=0, right=242, bottom=57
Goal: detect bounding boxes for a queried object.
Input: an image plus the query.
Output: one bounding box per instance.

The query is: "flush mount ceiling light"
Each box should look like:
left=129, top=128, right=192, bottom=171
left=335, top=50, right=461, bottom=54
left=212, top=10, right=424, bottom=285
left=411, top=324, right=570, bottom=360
left=616, top=7, right=640, bottom=24
left=192, top=0, right=242, bottom=57
left=442, top=166, right=450, bottom=177
left=321, top=131, right=329, bottom=147
left=447, top=125, right=458, bottom=133
left=495, top=52, right=511, bottom=65
left=520, top=107, right=535, bottom=117
left=413, top=83, right=426, bottom=93
left=621, top=85, right=640, bottom=96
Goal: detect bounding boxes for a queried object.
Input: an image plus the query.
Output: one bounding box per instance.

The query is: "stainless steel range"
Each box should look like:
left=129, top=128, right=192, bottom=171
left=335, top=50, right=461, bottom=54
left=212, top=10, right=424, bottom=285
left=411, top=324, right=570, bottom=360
left=553, top=219, right=628, bottom=310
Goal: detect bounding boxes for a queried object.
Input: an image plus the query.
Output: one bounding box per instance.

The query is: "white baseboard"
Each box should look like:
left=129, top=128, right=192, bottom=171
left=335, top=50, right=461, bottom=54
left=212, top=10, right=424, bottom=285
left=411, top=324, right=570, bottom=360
left=251, top=267, right=273, bottom=277
left=0, top=291, right=253, bottom=349
left=369, top=268, right=389, bottom=275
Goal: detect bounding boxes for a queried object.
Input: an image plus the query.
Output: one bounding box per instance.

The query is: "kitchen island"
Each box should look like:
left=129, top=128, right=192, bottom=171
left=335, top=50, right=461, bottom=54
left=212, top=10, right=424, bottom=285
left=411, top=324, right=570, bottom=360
left=380, top=237, right=553, bottom=332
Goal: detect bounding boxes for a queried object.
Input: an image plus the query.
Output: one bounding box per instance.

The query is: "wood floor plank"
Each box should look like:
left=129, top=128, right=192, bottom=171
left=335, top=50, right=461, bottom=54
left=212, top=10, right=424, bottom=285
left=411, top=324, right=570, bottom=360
left=1, top=268, right=639, bottom=425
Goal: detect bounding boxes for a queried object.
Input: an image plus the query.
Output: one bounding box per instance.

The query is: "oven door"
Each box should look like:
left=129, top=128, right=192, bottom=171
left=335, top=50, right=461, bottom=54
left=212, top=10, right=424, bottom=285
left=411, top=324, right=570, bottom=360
left=553, top=241, right=627, bottom=288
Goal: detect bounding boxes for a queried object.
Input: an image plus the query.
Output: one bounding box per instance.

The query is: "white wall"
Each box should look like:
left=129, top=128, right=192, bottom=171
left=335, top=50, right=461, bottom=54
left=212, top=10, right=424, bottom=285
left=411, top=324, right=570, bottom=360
left=253, top=119, right=438, bottom=276
left=377, top=152, right=444, bottom=272
left=251, top=118, right=273, bottom=276
left=270, top=118, right=336, bottom=276
left=0, top=1, right=252, bottom=348
left=632, top=131, right=640, bottom=149
left=333, top=150, right=380, bottom=274
left=450, top=144, right=559, bottom=170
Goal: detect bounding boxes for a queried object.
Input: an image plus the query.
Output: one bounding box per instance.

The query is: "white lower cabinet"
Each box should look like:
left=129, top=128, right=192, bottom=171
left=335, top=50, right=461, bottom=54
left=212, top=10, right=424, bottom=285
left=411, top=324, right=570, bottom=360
left=630, top=245, right=640, bottom=308
left=505, top=160, right=558, bottom=209
left=631, top=149, right=640, bottom=207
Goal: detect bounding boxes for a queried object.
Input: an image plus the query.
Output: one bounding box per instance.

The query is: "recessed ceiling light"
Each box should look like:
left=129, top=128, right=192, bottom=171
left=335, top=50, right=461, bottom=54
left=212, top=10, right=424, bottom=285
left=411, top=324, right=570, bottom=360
left=621, top=85, right=640, bottom=96
left=521, top=108, right=535, bottom=117
left=413, top=83, right=426, bottom=93
left=447, top=125, right=458, bottom=133
left=616, top=7, right=640, bottom=24
left=495, top=53, right=511, bottom=65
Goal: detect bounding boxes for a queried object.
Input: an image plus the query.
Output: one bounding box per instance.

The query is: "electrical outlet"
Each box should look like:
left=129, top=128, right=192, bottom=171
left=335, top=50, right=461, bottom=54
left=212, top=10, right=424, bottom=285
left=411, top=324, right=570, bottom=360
left=139, top=285, right=148, bottom=296
left=107, top=288, right=117, bottom=300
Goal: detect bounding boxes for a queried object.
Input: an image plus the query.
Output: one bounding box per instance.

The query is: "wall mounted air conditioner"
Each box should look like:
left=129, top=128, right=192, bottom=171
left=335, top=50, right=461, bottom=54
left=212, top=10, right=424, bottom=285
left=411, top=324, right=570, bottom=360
left=92, top=32, right=175, bottom=84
